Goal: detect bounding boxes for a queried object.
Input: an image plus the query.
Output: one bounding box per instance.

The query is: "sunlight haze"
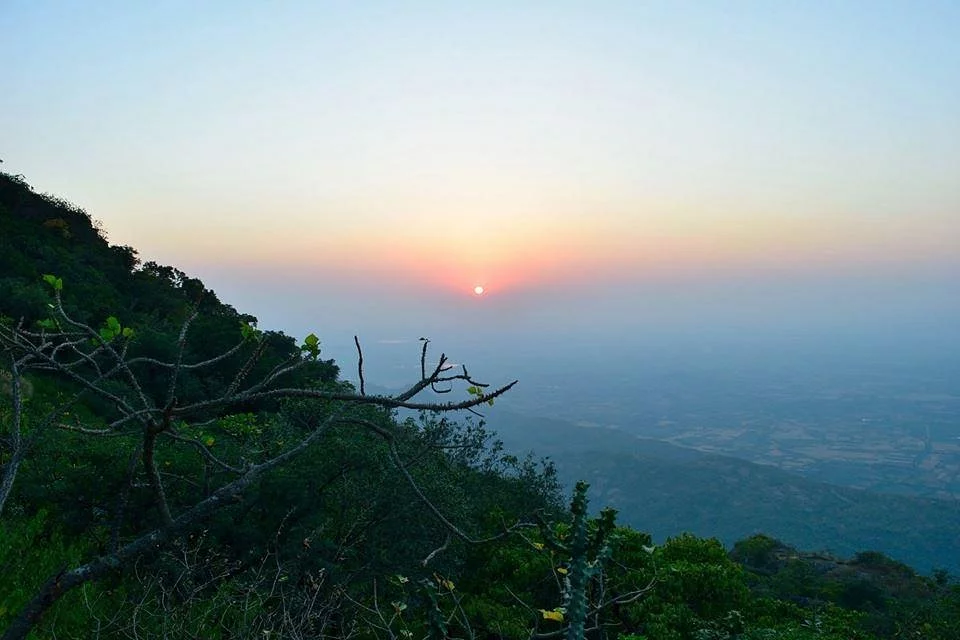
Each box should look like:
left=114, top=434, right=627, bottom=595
left=4, top=1, right=958, bottom=371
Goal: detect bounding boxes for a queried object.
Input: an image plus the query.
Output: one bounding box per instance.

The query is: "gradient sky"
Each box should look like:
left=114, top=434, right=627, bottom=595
left=3, top=1, right=959, bottom=371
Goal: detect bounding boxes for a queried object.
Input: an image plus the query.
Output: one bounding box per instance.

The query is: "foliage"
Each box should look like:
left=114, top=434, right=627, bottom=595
left=0, top=511, right=120, bottom=637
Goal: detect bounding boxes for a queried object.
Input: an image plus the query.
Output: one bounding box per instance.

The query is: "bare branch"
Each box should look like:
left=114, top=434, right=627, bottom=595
left=50, top=292, right=153, bottom=413
left=172, top=380, right=518, bottom=418
left=420, top=337, right=429, bottom=380
left=13, top=343, right=142, bottom=422
left=56, top=423, right=126, bottom=436
left=421, top=533, right=451, bottom=567
left=235, top=354, right=308, bottom=397
left=354, top=335, right=365, bottom=396
left=126, top=338, right=247, bottom=371
left=142, top=424, right=173, bottom=526
left=163, top=429, right=243, bottom=474
left=0, top=357, right=25, bottom=516
left=165, top=309, right=198, bottom=405
left=337, top=416, right=518, bottom=545
left=223, top=336, right=268, bottom=398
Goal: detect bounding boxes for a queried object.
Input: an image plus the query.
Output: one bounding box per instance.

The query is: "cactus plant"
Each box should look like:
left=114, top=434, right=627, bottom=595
left=538, top=481, right=619, bottom=640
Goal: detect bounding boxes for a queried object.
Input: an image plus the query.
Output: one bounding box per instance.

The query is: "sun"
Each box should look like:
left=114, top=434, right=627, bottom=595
left=473, top=285, right=485, bottom=296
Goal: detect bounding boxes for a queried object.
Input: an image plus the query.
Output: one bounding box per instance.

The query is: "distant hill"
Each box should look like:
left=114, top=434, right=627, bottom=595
left=486, top=409, right=960, bottom=574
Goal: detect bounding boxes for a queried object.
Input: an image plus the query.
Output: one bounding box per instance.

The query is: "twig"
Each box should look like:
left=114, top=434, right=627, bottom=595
left=422, top=534, right=451, bottom=567
left=354, top=335, right=365, bottom=396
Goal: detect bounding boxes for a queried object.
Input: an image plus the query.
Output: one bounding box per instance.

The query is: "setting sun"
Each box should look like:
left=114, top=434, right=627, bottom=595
left=473, top=285, right=485, bottom=296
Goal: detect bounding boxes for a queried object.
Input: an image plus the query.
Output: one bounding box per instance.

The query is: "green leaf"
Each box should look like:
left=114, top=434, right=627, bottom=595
left=240, top=320, right=259, bottom=341
left=42, top=274, right=63, bottom=291
left=121, top=327, right=135, bottom=338
left=106, top=316, right=121, bottom=332
left=301, top=333, right=321, bottom=358
left=36, top=319, right=57, bottom=330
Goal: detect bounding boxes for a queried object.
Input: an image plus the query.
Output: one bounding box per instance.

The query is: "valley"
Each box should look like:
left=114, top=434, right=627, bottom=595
left=494, top=357, right=960, bottom=499
left=485, top=409, right=960, bottom=574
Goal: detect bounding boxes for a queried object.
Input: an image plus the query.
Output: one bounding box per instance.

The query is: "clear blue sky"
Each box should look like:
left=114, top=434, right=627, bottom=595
left=3, top=1, right=958, bottom=363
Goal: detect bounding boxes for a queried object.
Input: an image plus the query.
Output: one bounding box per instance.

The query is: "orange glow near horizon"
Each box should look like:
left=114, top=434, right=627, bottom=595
left=7, top=1, right=958, bottom=309
left=160, top=205, right=959, bottom=299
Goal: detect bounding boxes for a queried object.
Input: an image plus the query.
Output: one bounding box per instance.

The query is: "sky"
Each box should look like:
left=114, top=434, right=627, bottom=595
left=3, top=1, right=959, bottom=382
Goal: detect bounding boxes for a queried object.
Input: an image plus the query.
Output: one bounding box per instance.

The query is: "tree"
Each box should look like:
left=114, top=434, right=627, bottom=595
left=0, top=277, right=517, bottom=640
